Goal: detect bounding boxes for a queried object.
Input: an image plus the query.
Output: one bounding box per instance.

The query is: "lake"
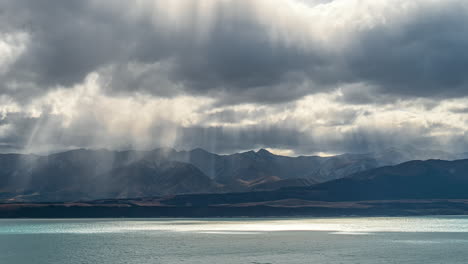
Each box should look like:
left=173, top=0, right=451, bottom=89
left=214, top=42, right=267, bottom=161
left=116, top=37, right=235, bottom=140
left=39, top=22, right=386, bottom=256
left=1, top=216, right=468, bottom=263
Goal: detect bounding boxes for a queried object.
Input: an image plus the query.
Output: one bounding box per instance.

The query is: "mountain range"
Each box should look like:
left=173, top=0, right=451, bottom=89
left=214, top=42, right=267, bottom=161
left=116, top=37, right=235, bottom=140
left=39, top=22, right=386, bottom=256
left=160, top=158, right=468, bottom=207
left=0, top=146, right=467, bottom=202
left=2, top=158, right=468, bottom=218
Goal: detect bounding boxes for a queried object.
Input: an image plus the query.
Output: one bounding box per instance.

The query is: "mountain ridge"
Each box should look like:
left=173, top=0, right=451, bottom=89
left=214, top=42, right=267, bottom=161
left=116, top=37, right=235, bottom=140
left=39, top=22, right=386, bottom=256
left=0, top=146, right=466, bottom=202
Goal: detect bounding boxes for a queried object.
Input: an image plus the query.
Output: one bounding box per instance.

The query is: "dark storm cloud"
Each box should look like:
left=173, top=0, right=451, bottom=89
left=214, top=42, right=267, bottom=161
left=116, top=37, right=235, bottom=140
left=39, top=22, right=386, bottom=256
left=346, top=4, right=468, bottom=99
left=1, top=0, right=313, bottom=103
left=0, top=0, right=182, bottom=101
left=2, top=0, right=468, bottom=105
left=0, top=0, right=467, bottom=156
left=450, top=107, right=468, bottom=114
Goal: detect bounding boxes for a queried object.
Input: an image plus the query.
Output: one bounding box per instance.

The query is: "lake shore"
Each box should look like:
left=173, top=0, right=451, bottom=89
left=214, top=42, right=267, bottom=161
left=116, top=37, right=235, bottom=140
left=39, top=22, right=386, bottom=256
left=2, top=198, right=468, bottom=218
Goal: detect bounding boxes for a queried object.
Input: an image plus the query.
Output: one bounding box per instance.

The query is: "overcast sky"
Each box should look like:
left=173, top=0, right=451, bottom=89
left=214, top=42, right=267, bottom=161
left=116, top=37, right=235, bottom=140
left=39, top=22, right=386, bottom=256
left=0, top=0, right=467, bottom=155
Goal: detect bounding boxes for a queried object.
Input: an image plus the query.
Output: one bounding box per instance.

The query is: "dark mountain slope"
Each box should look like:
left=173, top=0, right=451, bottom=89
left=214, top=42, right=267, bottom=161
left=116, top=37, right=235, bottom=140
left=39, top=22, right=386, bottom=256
left=3, top=158, right=468, bottom=217
left=314, top=159, right=468, bottom=201
left=169, top=148, right=378, bottom=185
left=159, top=159, right=468, bottom=206
left=248, top=177, right=316, bottom=191
left=169, top=146, right=467, bottom=186
left=0, top=149, right=218, bottom=202
left=95, top=160, right=218, bottom=199
left=0, top=147, right=467, bottom=203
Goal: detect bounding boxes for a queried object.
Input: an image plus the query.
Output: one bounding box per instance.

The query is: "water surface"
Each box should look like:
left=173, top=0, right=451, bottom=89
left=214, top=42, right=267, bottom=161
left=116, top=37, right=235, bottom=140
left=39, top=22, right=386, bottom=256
left=1, top=216, right=468, bottom=263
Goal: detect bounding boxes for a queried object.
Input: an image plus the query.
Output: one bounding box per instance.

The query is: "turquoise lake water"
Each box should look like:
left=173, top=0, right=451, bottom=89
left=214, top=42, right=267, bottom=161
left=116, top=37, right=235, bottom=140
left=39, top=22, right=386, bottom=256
left=1, top=216, right=468, bottom=263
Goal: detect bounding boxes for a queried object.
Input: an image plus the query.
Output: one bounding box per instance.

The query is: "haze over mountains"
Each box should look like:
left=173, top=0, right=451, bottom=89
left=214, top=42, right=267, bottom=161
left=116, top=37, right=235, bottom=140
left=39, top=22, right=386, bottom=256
left=0, top=146, right=467, bottom=203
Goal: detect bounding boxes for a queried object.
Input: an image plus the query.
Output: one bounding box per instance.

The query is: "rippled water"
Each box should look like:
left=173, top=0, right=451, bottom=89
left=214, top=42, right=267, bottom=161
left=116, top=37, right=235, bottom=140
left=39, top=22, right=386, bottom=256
left=1, top=216, right=468, bottom=263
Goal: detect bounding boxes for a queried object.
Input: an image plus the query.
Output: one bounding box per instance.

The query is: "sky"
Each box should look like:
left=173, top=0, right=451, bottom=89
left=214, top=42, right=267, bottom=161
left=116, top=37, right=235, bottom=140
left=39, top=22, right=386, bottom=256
left=0, top=0, right=467, bottom=156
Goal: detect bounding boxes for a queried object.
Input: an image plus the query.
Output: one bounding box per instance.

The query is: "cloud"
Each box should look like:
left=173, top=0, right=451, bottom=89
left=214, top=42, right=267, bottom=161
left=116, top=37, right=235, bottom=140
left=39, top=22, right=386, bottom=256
left=1, top=0, right=467, bottom=104
left=450, top=107, right=468, bottom=114
left=0, top=75, right=466, bottom=155
left=0, top=0, right=467, bottom=155
left=345, top=1, right=468, bottom=99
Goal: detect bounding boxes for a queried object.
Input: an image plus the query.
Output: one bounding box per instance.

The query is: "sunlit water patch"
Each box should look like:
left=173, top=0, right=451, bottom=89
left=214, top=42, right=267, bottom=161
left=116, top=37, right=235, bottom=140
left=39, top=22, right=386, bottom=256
left=2, top=216, right=468, bottom=234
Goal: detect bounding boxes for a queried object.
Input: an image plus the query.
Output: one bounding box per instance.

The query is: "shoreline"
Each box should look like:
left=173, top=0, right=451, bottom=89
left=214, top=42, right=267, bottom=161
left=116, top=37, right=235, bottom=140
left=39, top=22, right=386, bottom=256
left=2, top=199, right=468, bottom=218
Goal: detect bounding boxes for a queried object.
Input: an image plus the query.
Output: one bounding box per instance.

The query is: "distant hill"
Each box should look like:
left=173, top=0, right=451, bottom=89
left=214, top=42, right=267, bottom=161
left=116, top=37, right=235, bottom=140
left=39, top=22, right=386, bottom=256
left=0, top=150, right=218, bottom=202
left=314, top=158, right=468, bottom=201
left=159, top=159, right=468, bottom=207
left=168, top=148, right=378, bottom=185
left=161, top=146, right=468, bottom=186
left=0, top=147, right=466, bottom=202
left=94, top=159, right=218, bottom=199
